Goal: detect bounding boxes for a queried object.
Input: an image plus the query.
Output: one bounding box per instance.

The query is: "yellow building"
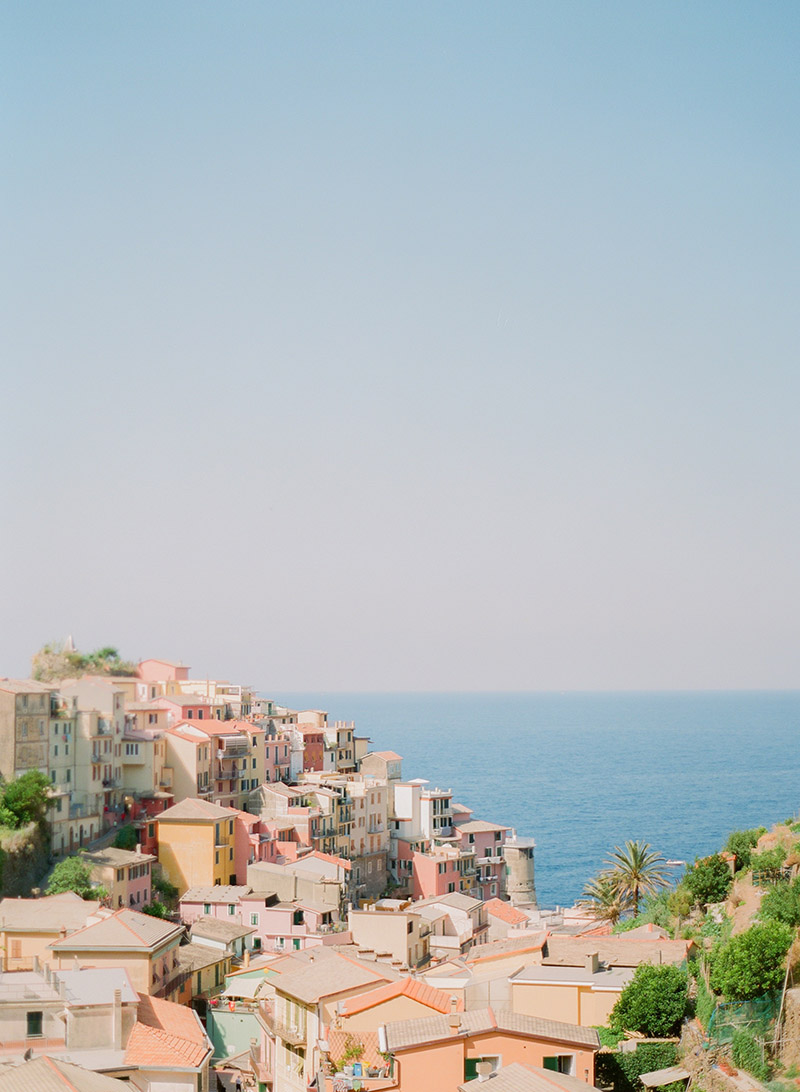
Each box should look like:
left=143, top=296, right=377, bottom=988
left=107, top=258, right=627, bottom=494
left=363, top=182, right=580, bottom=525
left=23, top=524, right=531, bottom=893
left=49, top=907, right=184, bottom=998
left=0, top=892, right=101, bottom=971
left=156, top=797, right=238, bottom=895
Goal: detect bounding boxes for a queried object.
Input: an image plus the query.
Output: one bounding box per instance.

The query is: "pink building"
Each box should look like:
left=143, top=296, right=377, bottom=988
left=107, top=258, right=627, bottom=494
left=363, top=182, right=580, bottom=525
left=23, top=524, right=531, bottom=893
left=412, top=846, right=463, bottom=900
left=298, top=726, right=324, bottom=771
left=238, top=895, right=349, bottom=954
left=264, top=736, right=291, bottom=782
left=137, top=659, right=190, bottom=683
left=156, top=695, right=217, bottom=724
left=456, top=820, right=509, bottom=900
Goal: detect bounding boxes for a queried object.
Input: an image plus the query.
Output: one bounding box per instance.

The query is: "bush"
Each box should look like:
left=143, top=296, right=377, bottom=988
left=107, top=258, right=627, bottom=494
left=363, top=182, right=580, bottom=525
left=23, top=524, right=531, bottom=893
left=694, top=969, right=716, bottom=1029
left=709, top=921, right=792, bottom=1001
left=731, top=1030, right=770, bottom=1081
left=596, top=1043, right=678, bottom=1092
left=2, top=771, right=51, bottom=828
left=610, top=964, right=689, bottom=1037
left=759, top=880, right=800, bottom=926
left=153, top=874, right=179, bottom=910
left=46, top=856, right=96, bottom=899
left=683, top=854, right=732, bottom=908
left=725, top=829, right=765, bottom=872
left=113, top=825, right=139, bottom=851
left=751, top=845, right=787, bottom=878
left=142, top=901, right=168, bottom=918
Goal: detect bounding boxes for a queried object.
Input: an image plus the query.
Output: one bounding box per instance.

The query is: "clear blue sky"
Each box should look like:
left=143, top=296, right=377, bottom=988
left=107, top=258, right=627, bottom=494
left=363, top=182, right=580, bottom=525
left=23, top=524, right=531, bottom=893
left=2, top=2, right=799, bottom=690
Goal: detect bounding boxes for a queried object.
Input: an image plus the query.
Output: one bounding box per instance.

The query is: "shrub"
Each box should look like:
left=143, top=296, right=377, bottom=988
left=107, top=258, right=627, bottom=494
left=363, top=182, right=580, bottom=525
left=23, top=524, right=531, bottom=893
left=683, top=855, right=732, bottom=908
left=709, top=921, right=792, bottom=1001
left=725, top=829, right=765, bottom=872
left=759, top=880, right=800, bottom=926
left=142, top=901, right=168, bottom=918
left=610, top=964, right=688, bottom=1037
left=153, top=874, right=179, bottom=910
left=694, top=969, right=716, bottom=1029
left=46, top=856, right=96, bottom=899
left=751, top=845, right=787, bottom=879
left=2, top=771, right=51, bottom=828
left=731, top=1030, right=770, bottom=1081
left=596, top=1043, right=678, bottom=1092
left=113, top=825, right=138, bottom=851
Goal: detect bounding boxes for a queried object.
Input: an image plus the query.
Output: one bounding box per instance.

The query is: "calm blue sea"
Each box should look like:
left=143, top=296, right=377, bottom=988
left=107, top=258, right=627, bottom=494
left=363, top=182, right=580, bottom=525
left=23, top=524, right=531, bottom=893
left=272, top=692, right=800, bottom=910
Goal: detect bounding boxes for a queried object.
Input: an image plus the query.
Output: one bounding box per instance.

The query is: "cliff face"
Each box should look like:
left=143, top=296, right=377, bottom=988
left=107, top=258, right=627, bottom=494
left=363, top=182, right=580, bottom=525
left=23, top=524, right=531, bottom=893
left=0, top=822, right=49, bottom=897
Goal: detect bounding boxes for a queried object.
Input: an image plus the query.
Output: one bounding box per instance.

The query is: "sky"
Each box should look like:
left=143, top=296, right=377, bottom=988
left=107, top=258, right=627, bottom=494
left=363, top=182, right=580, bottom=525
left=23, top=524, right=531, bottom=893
left=2, top=2, right=799, bottom=692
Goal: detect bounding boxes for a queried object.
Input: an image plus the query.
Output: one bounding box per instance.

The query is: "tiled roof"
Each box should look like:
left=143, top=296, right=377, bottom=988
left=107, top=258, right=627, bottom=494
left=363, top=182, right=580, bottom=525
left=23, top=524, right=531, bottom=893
left=383, top=1008, right=601, bottom=1053
left=270, top=947, right=394, bottom=1004
left=465, top=934, right=548, bottom=964
left=367, top=751, right=402, bottom=761
left=0, top=892, right=100, bottom=933
left=327, top=1029, right=385, bottom=1071
left=176, top=941, right=229, bottom=973
left=50, top=908, right=183, bottom=951
left=457, top=820, right=510, bottom=834
left=127, top=994, right=210, bottom=1068
left=190, top=915, right=255, bottom=943
left=543, top=935, right=692, bottom=969
left=457, top=1062, right=604, bottom=1092
left=484, top=899, right=529, bottom=926
left=0, top=1056, right=129, bottom=1091
left=82, top=847, right=156, bottom=868
left=181, top=885, right=251, bottom=903
left=340, top=976, right=459, bottom=1016
left=0, top=679, right=55, bottom=694
left=157, top=797, right=234, bottom=821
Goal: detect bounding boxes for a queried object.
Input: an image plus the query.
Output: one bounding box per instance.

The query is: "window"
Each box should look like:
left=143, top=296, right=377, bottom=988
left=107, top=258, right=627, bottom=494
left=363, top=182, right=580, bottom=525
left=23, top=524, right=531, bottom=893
left=66, top=769, right=71, bottom=782
left=54, top=745, right=58, bottom=757
left=250, top=912, right=259, bottom=926
left=50, top=771, right=56, bottom=783
left=447, top=882, right=456, bottom=893
left=464, top=1057, right=500, bottom=1080
left=469, top=833, right=475, bottom=843
left=204, top=903, right=211, bottom=914
left=26, top=1011, right=43, bottom=1038
left=228, top=904, right=236, bottom=916
left=228, top=820, right=234, bottom=835
left=543, top=1057, right=575, bottom=1075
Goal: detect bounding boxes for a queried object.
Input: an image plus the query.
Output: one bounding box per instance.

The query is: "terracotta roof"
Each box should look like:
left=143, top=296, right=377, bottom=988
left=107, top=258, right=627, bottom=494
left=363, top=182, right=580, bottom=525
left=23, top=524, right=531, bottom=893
left=50, top=908, right=183, bottom=952
left=190, top=915, right=255, bottom=943
left=484, top=899, right=529, bottom=926
left=0, top=1057, right=129, bottom=1091
left=327, top=1029, right=385, bottom=1071
left=383, top=1008, right=601, bottom=1053
left=340, top=975, right=460, bottom=1016
left=180, top=885, right=251, bottom=903
left=457, top=820, right=510, bottom=834
left=127, top=994, right=210, bottom=1068
left=0, top=679, right=56, bottom=694
left=368, top=751, right=402, bottom=761
left=157, top=797, right=234, bottom=821
left=457, top=1062, right=605, bottom=1092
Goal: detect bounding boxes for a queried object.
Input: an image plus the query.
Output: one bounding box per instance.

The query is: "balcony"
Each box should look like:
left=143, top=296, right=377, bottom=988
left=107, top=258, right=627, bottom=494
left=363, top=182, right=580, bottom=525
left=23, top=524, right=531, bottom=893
left=271, top=1017, right=306, bottom=1047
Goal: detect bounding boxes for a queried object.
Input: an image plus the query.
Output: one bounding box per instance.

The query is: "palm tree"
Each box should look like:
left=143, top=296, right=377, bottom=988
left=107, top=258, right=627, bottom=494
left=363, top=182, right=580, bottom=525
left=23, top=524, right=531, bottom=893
left=603, top=840, right=669, bottom=917
left=578, top=873, right=634, bottom=926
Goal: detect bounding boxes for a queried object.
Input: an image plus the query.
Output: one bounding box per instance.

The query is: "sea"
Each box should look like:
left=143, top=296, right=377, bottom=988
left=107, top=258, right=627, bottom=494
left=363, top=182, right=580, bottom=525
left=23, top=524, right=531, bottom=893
left=273, top=691, right=800, bottom=910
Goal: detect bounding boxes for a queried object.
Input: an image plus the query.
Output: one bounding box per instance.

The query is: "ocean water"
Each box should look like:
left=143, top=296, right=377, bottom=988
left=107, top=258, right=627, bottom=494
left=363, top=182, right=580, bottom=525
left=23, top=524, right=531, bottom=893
left=273, top=691, right=800, bottom=909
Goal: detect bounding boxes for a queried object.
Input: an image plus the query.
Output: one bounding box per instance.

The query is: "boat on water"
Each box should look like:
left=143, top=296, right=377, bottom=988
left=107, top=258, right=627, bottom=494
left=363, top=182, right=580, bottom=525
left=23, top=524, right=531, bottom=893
left=665, top=859, right=686, bottom=867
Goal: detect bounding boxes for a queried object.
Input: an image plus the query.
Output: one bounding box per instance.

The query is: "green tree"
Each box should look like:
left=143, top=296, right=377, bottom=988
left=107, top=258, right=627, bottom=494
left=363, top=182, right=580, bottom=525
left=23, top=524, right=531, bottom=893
left=113, top=825, right=139, bottom=851
left=610, top=964, right=689, bottom=1037
left=750, top=845, right=787, bottom=880
left=2, top=770, right=51, bottom=827
left=579, top=873, right=634, bottom=926
left=759, top=880, right=800, bottom=927
left=709, top=920, right=792, bottom=1001
left=683, top=854, right=732, bottom=908
left=46, top=856, right=97, bottom=899
left=668, top=886, right=693, bottom=932
left=142, top=901, right=168, bottom=918
left=603, top=841, right=670, bottom=917
left=725, top=828, right=765, bottom=872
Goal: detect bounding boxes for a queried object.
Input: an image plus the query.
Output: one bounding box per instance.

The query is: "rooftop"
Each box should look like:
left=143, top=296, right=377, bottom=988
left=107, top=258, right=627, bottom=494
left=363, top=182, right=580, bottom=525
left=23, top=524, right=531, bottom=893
left=0, top=679, right=56, bottom=695
left=181, top=885, right=252, bottom=903
left=125, top=993, right=210, bottom=1069
left=50, top=908, right=183, bottom=952
left=190, top=916, right=256, bottom=943
left=82, top=847, right=156, bottom=868
left=383, top=1008, right=601, bottom=1053
left=157, top=797, right=235, bottom=822
left=484, top=899, right=530, bottom=926
left=339, top=976, right=459, bottom=1017
left=269, top=946, right=395, bottom=1004
left=0, top=892, right=101, bottom=933
left=457, top=820, right=510, bottom=834
left=543, top=935, right=692, bottom=969
left=458, top=1062, right=605, bottom=1092
left=0, top=1057, right=129, bottom=1092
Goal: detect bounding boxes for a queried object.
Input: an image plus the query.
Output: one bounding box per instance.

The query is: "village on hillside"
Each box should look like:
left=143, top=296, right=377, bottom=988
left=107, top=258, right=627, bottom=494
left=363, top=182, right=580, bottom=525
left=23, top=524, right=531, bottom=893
left=0, top=647, right=799, bottom=1092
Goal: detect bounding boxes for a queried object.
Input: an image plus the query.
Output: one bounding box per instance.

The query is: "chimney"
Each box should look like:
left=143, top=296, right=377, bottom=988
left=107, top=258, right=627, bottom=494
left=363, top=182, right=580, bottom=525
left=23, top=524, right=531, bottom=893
left=112, top=989, right=122, bottom=1049
left=448, top=996, right=461, bottom=1035
left=585, top=952, right=599, bottom=974
left=243, top=949, right=250, bottom=968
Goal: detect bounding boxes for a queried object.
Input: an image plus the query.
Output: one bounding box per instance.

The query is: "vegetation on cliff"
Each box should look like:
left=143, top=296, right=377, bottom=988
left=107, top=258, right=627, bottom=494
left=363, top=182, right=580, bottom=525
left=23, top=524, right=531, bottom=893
left=32, top=641, right=137, bottom=682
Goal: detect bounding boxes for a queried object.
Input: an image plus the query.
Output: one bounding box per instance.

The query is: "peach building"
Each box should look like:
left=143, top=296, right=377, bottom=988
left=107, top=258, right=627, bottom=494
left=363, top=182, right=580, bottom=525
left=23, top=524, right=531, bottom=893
left=379, top=1006, right=600, bottom=1090
left=81, top=845, right=156, bottom=910
left=0, top=892, right=101, bottom=971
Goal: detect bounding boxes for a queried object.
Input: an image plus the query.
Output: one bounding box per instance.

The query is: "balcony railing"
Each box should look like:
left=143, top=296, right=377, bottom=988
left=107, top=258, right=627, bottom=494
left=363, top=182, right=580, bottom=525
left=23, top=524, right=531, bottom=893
left=271, top=1017, right=306, bottom=1046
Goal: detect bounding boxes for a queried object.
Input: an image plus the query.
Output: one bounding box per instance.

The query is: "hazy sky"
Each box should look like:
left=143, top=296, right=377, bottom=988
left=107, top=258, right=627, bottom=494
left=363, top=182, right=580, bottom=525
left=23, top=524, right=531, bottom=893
left=3, top=2, right=799, bottom=691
